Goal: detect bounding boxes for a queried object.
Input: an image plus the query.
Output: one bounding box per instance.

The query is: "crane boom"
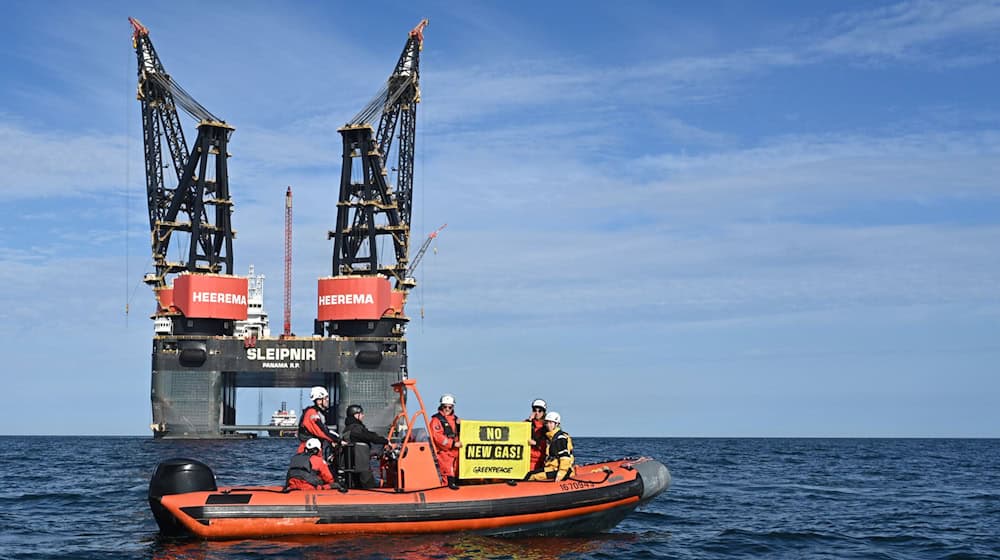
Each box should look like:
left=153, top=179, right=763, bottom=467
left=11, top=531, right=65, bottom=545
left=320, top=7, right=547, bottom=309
left=318, top=19, right=429, bottom=338
left=131, top=17, right=236, bottom=288
left=131, top=17, right=243, bottom=335
left=329, top=19, right=427, bottom=285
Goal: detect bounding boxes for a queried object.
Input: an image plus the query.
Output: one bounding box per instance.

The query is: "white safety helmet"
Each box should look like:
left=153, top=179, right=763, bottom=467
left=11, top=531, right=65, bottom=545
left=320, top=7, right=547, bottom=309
left=310, top=386, right=329, bottom=401
left=305, top=438, right=322, bottom=453
left=531, top=399, right=547, bottom=410
left=439, top=394, right=456, bottom=407
left=544, top=411, right=561, bottom=424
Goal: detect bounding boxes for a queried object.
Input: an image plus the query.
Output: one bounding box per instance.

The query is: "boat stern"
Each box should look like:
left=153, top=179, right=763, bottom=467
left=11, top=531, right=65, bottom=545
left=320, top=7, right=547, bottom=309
left=149, top=458, right=218, bottom=536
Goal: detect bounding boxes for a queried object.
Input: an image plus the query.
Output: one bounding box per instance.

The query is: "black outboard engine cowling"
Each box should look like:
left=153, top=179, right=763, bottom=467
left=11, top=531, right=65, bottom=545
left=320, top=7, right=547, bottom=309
left=149, top=458, right=217, bottom=536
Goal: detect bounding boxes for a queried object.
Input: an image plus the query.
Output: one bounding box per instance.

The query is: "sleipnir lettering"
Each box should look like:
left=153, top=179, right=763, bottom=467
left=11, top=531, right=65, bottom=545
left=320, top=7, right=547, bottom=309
left=246, top=348, right=317, bottom=361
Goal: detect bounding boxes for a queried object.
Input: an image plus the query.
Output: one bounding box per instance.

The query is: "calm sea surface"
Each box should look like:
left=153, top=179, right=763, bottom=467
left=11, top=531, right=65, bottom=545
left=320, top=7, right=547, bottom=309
left=0, top=436, right=997, bottom=559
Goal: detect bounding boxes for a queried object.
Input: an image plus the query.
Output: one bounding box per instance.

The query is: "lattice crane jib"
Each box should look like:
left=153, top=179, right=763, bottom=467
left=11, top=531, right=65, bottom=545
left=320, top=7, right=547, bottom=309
left=319, top=19, right=428, bottom=337
left=330, top=19, right=426, bottom=286
left=130, top=17, right=245, bottom=334
left=130, top=17, right=237, bottom=290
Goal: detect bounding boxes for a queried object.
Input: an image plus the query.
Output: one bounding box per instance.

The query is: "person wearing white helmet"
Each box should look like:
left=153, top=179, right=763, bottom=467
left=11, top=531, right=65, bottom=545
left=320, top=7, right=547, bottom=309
left=284, top=438, right=336, bottom=491
left=429, top=393, right=461, bottom=489
left=526, top=411, right=574, bottom=482
left=296, top=386, right=343, bottom=456
left=525, top=398, right=549, bottom=471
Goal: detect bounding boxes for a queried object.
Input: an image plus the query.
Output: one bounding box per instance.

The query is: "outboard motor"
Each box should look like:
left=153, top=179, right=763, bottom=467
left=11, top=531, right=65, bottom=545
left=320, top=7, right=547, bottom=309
left=149, top=458, right=217, bottom=536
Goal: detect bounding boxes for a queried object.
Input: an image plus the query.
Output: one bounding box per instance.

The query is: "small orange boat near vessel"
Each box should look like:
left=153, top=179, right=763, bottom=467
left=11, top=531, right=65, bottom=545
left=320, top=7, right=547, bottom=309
left=149, top=380, right=671, bottom=539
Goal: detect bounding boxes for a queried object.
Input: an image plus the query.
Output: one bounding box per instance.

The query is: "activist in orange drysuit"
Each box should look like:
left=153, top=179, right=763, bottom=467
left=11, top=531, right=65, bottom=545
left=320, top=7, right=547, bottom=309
left=297, top=386, right=342, bottom=455
left=429, top=393, right=461, bottom=489
left=285, top=438, right=336, bottom=491
left=526, top=398, right=549, bottom=471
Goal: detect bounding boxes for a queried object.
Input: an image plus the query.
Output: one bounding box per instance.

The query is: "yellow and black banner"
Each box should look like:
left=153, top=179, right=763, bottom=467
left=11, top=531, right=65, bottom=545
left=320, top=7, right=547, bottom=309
left=458, top=420, right=531, bottom=480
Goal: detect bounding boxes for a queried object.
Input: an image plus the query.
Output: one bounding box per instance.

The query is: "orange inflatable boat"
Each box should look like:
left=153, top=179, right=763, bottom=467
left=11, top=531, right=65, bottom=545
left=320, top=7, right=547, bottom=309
left=148, top=380, right=671, bottom=539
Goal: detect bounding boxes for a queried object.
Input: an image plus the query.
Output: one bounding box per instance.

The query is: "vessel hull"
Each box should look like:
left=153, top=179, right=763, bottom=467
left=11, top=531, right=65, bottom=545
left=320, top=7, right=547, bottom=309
left=150, top=336, right=405, bottom=439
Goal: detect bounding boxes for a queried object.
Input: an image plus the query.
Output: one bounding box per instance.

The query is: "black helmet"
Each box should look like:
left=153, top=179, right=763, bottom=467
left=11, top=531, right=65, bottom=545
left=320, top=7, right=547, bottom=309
left=346, top=404, right=364, bottom=416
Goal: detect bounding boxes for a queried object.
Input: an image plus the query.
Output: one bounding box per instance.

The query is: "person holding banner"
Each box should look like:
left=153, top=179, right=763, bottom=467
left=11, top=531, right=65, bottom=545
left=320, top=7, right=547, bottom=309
left=430, top=393, right=461, bottom=489
left=527, top=411, right=574, bottom=482
left=526, top=398, right=549, bottom=471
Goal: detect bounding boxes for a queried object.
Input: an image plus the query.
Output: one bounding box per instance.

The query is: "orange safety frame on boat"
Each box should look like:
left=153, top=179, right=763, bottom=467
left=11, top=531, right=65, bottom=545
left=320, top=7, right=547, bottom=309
left=381, top=379, right=445, bottom=491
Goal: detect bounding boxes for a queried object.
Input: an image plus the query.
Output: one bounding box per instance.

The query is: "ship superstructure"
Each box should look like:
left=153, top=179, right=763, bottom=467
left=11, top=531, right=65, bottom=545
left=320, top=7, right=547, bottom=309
left=266, top=401, right=297, bottom=437
left=234, top=265, right=271, bottom=340
left=132, top=17, right=425, bottom=438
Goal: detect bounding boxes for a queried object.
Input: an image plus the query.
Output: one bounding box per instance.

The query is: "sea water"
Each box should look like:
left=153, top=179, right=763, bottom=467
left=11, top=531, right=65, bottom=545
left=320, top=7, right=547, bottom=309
left=0, top=436, right=997, bottom=559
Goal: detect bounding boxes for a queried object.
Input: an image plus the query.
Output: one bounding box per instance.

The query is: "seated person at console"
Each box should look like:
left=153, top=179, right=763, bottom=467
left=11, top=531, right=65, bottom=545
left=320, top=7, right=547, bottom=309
left=342, top=404, right=391, bottom=489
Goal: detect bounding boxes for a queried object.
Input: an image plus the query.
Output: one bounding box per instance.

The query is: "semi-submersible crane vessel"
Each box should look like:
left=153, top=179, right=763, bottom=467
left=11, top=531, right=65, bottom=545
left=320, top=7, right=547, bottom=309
left=132, top=17, right=429, bottom=438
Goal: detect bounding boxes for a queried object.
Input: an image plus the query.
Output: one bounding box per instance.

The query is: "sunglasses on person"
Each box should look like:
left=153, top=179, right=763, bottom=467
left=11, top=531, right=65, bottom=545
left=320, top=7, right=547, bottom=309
left=441, top=405, right=453, bottom=409
left=532, top=407, right=546, bottom=412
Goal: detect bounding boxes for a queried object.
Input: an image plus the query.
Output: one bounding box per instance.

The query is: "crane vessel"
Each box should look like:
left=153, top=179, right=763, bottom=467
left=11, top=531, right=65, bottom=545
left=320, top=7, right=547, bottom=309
left=133, top=17, right=429, bottom=439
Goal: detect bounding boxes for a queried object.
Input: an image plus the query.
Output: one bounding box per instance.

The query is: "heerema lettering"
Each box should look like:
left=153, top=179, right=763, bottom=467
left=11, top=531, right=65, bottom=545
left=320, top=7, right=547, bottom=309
left=318, top=293, right=376, bottom=306
left=191, top=291, right=247, bottom=305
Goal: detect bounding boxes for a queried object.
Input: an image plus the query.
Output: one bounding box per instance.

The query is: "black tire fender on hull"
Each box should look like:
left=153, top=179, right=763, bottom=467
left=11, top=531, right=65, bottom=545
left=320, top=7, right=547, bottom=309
left=149, top=458, right=217, bottom=536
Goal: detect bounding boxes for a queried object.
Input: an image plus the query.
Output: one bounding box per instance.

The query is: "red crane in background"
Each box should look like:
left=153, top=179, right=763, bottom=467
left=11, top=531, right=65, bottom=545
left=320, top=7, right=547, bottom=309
left=283, top=187, right=293, bottom=337
left=406, top=224, right=446, bottom=279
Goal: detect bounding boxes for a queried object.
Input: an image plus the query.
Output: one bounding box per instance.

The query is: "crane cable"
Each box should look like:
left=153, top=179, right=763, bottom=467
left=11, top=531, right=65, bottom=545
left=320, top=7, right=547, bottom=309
left=418, top=99, right=427, bottom=329
left=148, top=73, right=222, bottom=123
left=348, top=73, right=416, bottom=127
left=125, top=24, right=152, bottom=324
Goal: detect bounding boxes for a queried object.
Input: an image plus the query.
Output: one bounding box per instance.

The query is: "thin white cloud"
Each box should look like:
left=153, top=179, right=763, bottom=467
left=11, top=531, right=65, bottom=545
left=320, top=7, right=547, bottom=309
left=413, top=119, right=1000, bottom=230
left=416, top=223, right=1000, bottom=325
left=633, top=130, right=1000, bottom=219
left=653, top=116, right=736, bottom=148
left=423, top=1, right=1000, bottom=129
left=0, top=122, right=130, bottom=198
left=816, top=0, right=1000, bottom=62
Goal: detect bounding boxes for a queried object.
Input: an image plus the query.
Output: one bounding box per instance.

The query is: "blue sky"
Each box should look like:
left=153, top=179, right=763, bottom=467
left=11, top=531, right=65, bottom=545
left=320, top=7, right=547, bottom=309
left=1, top=1, right=998, bottom=437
